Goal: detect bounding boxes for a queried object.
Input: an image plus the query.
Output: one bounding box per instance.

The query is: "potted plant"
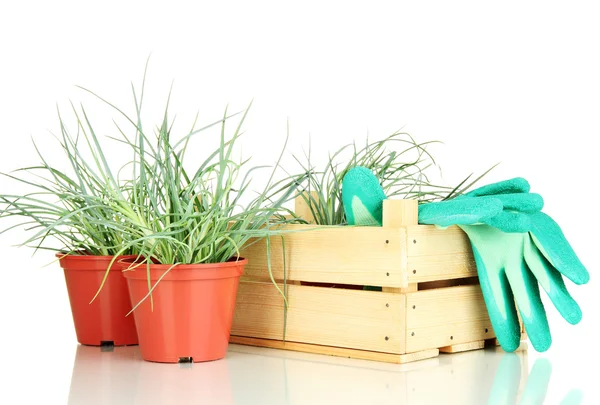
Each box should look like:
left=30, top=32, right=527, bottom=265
left=0, top=101, right=139, bottom=346
left=76, top=73, right=305, bottom=363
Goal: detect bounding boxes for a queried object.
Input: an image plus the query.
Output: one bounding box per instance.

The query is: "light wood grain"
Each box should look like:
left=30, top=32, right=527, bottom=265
left=294, top=192, right=319, bottom=223
left=406, top=285, right=494, bottom=353
left=382, top=199, right=417, bottom=292
left=240, top=224, right=407, bottom=287
left=405, top=225, right=478, bottom=283
left=382, top=199, right=418, bottom=228
left=439, top=340, right=485, bottom=353
left=493, top=334, right=529, bottom=352
left=229, top=336, right=439, bottom=364
left=231, top=281, right=405, bottom=354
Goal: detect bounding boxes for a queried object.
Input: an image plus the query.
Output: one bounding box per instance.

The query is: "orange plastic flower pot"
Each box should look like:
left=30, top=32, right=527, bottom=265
left=57, top=253, right=139, bottom=346
left=121, top=257, right=247, bottom=363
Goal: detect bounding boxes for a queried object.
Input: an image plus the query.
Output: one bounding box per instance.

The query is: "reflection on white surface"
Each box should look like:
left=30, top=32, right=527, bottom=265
left=65, top=344, right=584, bottom=405
left=488, top=354, right=582, bottom=405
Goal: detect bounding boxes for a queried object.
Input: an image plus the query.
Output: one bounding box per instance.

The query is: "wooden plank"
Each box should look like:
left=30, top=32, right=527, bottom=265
left=382, top=199, right=418, bottom=228
left=231, top=281, right=405, bottom=354
left=382, top=199, right=416, bottom=292
left=492, top=334, right=528, bottom=352
left=240, top=224, right=407, bottom=287
left=439, top=340, right=485, bottom=353
left=405, top=225, right=478, bottom=282
left=406, top=285, right=494, bottom=353
left=383, top=283, right=417, bottom=294
left=294, top=192, right=319, bottom=223
left=398, top=349, right=439, bottom=364
left=229, top=336, right=438, bottom=364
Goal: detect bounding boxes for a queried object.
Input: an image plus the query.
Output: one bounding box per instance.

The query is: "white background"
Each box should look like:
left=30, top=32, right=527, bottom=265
left=0, top=1, right=598, bottom=403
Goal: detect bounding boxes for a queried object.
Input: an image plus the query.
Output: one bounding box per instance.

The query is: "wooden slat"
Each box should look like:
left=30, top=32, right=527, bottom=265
left=493, top=334, right=528, bottom=352
left=240, top=224, right=407, bottom=287
left=406, top=285, right=494, bottom=353
left=405, top=225, right=477, bottom=282
left=294, top=192, right=319, bottom=223
left=439, top=340, right=485, bottom=353
left=229, top=336, right=438, bottom=364
left=382, top=199, right=418, bottom=228
left=382, top=199, right=417, bottom=292
left=231, top=281, right=405, bottom=354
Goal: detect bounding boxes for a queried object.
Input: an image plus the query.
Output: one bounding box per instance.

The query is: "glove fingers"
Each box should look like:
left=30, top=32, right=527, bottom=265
left=464, top=177, right=531, bottom=197
left=491, top=193, right=544, bottom=212
left=529, top=212, right=590, bottom=285
left=524, top=235, right=582, bottom=324
left=418, top=198, right=503, bottom=227
left=506, top=258, right=552, bottom=352
left=470, top=243, right=522, bottom=352
left=483, top=210, right=533, bottom=233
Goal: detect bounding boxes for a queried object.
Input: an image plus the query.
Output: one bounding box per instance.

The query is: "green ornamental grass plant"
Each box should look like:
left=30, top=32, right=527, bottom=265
left=0, top=102, right=135, bottom=258
left=0, top=64, right=307, bottom=314
left=290, top=132, right=497, bottom=225
left=73, top=69, right=307, bottom=310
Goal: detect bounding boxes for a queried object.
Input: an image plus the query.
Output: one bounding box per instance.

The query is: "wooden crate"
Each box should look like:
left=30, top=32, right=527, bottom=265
left=230, top=197, right=526, bottom=363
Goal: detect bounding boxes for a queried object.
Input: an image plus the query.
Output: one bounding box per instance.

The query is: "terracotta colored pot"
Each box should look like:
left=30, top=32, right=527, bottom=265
left=121, top=257, right=246, bottom=363
left=57, top=253, right=139, bottom=346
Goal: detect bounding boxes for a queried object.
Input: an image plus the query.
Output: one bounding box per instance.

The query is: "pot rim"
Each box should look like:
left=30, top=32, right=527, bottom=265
left=55, top=251, right=139, bottom=260
left=117, top=256, right=248, bottom=271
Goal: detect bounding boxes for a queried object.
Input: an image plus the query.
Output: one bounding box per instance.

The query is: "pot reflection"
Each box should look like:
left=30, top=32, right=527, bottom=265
left=67, top=344, right=234, bottom=405
left=131, top=355, right=234, bottom=405
left=66, top=342, right=583, bottom=404
left=67, top=344, right=142, bottom=404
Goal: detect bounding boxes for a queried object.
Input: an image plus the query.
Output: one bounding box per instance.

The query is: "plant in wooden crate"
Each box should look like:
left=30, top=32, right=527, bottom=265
left=232, top=125, right=588, bottom=362
left=231, top=134, right=517, bottom=363
left=0, top=98, right=139, bottom=346
left=290, top=132, right=494, bottom=226
left=85, top=74, right=306, bottom=363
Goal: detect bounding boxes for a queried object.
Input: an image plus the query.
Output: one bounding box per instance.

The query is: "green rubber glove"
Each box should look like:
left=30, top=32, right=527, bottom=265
left=342, top=168, right=589, bottom=352
left=342, top=168, right=543, bottom=231
left=455, top=178, right=589, bottom=285
left=418, top=177, right=544, bottom=233
left=342, top=166, right=388, bottom=226
left=419, top=179, right=589, bottom=352
left=459, top=223, right=583, bottom=352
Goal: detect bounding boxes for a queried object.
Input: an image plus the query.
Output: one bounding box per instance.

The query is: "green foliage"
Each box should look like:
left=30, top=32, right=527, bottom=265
left=290, top=132, right=497, bottom=225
